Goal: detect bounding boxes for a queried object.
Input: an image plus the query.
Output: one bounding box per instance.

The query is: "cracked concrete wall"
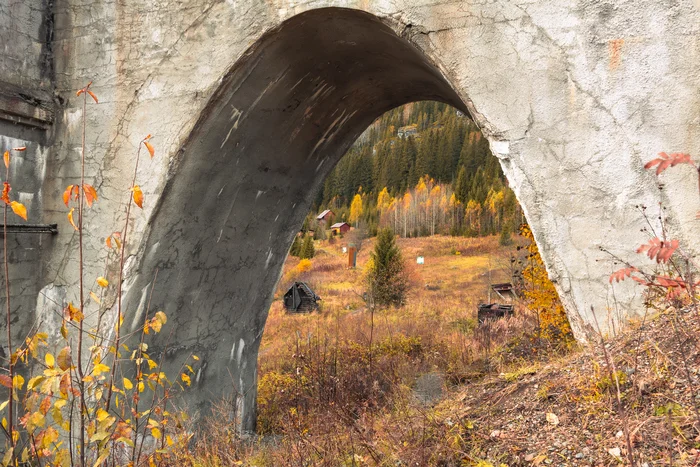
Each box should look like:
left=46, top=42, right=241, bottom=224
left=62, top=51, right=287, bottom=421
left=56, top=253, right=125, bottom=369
left=0, top=0, right=53, bottom=90
left=4, top=0, right=698, bottom=432
left=0, top=0, right=54, bottom=356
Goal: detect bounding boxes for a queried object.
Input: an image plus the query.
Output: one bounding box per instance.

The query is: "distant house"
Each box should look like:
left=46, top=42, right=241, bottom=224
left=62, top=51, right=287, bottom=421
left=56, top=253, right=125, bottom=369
left=316, top=209, right=334, bottom=222
left=331, top=222, right=351, bottom=235
left=397, top=124, right=418, bottom=139
left=284, top=282, right=320, bottom=313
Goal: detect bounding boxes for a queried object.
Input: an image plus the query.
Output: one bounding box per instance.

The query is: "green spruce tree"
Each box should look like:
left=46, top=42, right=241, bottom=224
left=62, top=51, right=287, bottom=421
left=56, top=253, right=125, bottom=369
left=290, top=235, right=302, bottom=257
left=368, top=228, right=407, bottom=307
left=300, top=235, right=315, bottom=259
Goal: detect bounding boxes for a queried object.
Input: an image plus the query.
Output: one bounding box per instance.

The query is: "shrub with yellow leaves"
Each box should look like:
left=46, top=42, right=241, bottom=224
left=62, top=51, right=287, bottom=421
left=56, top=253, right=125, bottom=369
left=518, top=225, right=574, bottom=344
left=0, top=82, right=196, bottom=466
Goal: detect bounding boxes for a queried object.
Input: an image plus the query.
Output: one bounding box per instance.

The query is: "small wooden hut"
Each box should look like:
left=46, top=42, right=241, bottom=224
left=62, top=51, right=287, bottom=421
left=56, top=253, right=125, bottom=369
left=477, top=303, right=514, bottom=323
left=283, top=282, right=321, bottom=313
left=331, top=222, right=351, bottom=235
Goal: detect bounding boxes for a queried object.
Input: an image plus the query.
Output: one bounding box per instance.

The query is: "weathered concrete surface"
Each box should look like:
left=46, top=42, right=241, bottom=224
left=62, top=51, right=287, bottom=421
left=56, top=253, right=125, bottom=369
left=1, top=0, right=698, bottom=432
left=0, top=0, right=55, bottom=355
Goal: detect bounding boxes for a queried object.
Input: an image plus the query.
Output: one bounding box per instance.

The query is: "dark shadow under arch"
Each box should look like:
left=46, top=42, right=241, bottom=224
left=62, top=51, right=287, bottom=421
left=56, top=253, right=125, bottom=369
left=124, top=7, right=468, bottom=432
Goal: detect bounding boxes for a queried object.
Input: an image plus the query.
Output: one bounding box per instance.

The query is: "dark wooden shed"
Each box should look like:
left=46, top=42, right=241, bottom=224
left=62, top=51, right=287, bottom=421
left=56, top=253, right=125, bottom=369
left=477, top=303, right=514, bottom=323
left=491, top=282, right=517, bottom=301
left=283, top=282, right=321, bottom=313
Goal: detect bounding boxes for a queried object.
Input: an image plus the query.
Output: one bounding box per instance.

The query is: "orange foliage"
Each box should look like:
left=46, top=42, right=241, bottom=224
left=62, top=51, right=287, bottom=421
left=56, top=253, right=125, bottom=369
left=519, top=225, right=573, bottom=343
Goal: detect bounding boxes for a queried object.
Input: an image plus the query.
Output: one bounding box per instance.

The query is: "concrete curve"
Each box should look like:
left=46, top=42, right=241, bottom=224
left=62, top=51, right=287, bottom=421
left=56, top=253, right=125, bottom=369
left=123, top=7, right=467, bottom=432
left=3, top=0, right=698, bottom=435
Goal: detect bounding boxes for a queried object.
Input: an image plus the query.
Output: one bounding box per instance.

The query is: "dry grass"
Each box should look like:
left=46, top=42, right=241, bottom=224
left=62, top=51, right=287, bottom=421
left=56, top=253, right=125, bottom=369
left=262, top=235, right=519, bottom=367
left=163, top=235, right=700, bottom=466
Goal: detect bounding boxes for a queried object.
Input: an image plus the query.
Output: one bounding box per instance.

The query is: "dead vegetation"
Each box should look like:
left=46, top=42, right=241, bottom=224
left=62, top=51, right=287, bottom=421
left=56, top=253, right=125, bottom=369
left=165, top=229, right=700, bottom=467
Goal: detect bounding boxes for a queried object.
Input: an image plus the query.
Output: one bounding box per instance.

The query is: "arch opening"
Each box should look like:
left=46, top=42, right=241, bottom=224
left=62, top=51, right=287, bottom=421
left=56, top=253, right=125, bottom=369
left=124, top=8, right=477, bottom=432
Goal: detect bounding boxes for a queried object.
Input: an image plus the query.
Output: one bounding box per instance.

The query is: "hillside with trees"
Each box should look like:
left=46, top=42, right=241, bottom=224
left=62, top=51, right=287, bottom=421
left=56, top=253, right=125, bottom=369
left=312, top=102, right=522, bottom=240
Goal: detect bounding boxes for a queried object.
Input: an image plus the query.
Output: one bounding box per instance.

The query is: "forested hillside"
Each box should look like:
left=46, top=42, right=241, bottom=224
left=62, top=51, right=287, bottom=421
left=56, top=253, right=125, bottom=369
left=313, top=101, right=522, bottom=239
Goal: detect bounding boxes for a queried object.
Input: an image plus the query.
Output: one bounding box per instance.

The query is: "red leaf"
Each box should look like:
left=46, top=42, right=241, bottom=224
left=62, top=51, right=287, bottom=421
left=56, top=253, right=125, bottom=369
left=637, top=237, right=679, bottom=263
left=1, top=182, right=10, bottom=204
left=644, top=152, right=693, bottom=175
left=0, top=375, right=11, bottom=388
left=63, top=185, right=74, bottom=207
left=631, top=276, right=650, bottom=285
left=87, top=90, right=98, bottom=104
left=609, top=266, right=638, bottom=284
left=654, top=275, right=686, bottom=288
left=83, top=184, right=98, bottom=207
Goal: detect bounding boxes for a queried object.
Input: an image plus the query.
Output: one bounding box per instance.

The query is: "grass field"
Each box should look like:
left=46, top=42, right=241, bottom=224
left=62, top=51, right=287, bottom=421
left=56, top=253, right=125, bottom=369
left=178, top=233, right=700, bottom=466
left=260, top=235, right=520, bottom=373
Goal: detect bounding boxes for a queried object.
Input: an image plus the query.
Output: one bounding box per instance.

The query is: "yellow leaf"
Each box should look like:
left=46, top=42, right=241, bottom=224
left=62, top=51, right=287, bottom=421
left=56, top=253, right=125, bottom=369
left=12, top=374, right=24, bottom=390
left=93, top=363, right=109, bottom=375
left=92, top=450, right=109, bottom=467
left=96, top=408, right=109, bottom=422
left=96, top=277, right=108, bottom=288
left=66, top=302, right=83, bottom=322
left=151, top=427, right=162, bottom=439
left=192, top=355, right=199, bottom=361
left=147, top=359, right=158, bottom=370
left=166, top=435, right=174, bottom=446
left=149, top=319, right=162, bottom=333
left=155, top=311, right=167, bottom=325
left=138, top=381, right=144, bottom=393
left=131, top=185, right=144, bottom=208
left=123, top=377, right=133, bottom=390
left=27, top=376, right=44, bottom=390
left=68, top=208, right=78, bottom=231
left=3, top=151, right=8, bottom=169
left=144, top=141, right=155, bottom=158
left=181, top=373, right=191, bottom=387
left=89, top=291, right=101, bottom=305
left=57, top=346, right=71, bottom=371
left=0, top=401, right=7, bottom=412
left=45, top=353, right=55, bottom=368
left=10, top=201, right=27, bottom=221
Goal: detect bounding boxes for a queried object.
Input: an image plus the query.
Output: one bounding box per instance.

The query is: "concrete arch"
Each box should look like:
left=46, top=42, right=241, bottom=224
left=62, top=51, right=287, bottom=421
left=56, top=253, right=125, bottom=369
left=9, top=0, right=695, bottom=434
left=123, top=8, right=470, bottom=432
left=107, top=4, right=700, bottom=432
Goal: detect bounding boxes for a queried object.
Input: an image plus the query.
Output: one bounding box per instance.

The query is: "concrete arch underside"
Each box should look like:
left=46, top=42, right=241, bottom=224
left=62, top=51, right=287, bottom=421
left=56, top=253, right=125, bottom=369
left=33, top=2, right=698, bottom=433
left=123, top=8, right=469, bottom=432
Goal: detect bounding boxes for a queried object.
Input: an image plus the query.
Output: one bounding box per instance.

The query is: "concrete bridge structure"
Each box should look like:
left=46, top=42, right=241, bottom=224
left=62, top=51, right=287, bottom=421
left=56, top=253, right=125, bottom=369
left=1, top=0, right=698, bottom=432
